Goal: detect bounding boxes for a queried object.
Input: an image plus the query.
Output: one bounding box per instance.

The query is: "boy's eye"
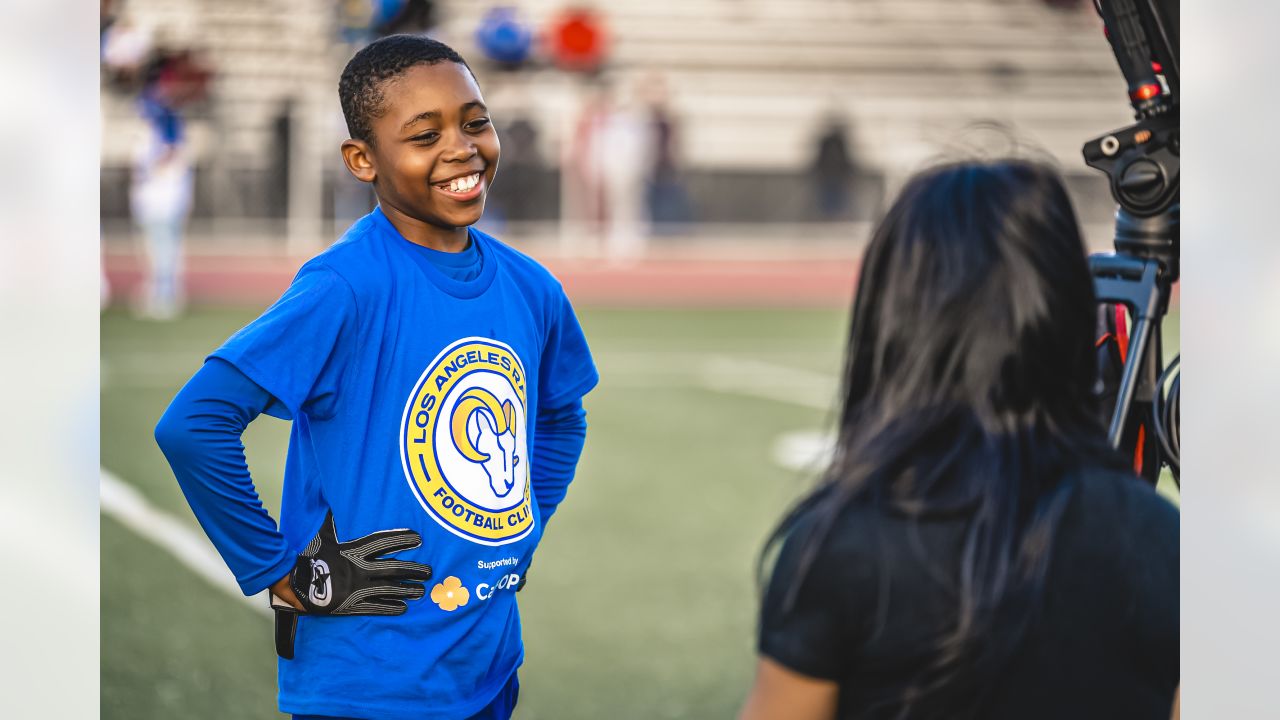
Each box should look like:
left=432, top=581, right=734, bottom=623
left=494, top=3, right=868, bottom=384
left=411, top=131, right=440, bottom=144
left=466, top=118, right=491, bottom=131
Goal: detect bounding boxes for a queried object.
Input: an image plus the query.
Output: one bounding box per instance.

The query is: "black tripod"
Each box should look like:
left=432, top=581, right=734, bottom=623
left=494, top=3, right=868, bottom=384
left=1088, top=206, right=1178, bottom=483
left=1087, top=0, right=1180, bottom=485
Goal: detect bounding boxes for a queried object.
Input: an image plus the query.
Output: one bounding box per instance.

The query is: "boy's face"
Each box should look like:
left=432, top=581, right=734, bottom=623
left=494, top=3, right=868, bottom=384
left=343, top=62, right=500, bottom=233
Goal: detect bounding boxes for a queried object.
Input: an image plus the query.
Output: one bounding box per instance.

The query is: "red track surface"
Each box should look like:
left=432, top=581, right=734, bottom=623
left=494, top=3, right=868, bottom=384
left=103, top=254, right=862, bottom=308
left=103, top=252, right=1178, bottom=309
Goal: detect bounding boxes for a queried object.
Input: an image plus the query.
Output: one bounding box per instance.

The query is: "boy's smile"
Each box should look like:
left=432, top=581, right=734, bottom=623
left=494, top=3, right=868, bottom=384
left=433, top=169, right=485, bottom=201
left=341, top=62, right=500, bottom=251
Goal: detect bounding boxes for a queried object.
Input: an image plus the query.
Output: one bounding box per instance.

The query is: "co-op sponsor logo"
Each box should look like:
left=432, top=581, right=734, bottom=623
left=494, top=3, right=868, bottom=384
left=430, top=571, right=524, bottom=612
left=476, top=573, right=522, bottom=601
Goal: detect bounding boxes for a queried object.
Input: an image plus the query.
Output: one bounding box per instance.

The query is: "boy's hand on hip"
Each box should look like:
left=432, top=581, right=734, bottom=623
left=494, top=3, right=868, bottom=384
left=270, top=574, right=306, bottom=611
left=287, top=511, right=434, bottom=616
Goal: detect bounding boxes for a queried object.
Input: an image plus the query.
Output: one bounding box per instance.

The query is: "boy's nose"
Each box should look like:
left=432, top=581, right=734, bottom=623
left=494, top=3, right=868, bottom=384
left=441, top=134, right=477, bottom=163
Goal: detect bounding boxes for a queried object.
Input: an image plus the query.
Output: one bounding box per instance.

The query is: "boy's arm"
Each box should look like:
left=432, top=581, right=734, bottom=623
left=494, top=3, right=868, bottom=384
left=153, top=357, right=298, bottom=599
left=530, top=398, right=588, bottom=529
left=531, top=284, right=598, bottom=530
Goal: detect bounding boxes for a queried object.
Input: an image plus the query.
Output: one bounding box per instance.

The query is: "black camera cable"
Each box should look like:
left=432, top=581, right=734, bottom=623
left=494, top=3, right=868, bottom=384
left=1151, top=354, right=1180, bottom=484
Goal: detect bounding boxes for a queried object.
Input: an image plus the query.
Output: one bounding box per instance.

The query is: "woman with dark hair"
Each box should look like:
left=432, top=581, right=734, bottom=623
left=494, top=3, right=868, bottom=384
left=739, top=161, right=1179, bottom=720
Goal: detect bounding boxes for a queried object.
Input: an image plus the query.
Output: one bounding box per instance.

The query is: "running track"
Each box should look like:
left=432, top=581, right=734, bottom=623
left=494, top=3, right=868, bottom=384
left=103, top=254, right=863, bottom=307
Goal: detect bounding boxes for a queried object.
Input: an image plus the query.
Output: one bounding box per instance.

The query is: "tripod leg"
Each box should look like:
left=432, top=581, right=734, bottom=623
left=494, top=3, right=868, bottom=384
left=1108, top=315, right=1151, bottom=447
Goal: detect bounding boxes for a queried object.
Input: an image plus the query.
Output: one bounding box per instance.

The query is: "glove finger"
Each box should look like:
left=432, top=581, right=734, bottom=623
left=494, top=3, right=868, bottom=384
left=368, top=583, right=427, bottom=601
left=338, top=598, right=409, bottom=616
left=331, top=586, right=414, bottom=616
left=350, top=529, right=422, bottom=558
left=367, top=559, right=434, bottom=583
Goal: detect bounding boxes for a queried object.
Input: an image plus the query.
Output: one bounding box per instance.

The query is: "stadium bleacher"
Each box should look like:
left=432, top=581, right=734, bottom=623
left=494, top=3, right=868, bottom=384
left=101, top=0, right=1130, bottom=234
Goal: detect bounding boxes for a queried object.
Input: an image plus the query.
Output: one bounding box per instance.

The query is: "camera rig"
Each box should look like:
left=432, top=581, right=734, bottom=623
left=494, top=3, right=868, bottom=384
left=1087, top=0, right=1179, bottom=484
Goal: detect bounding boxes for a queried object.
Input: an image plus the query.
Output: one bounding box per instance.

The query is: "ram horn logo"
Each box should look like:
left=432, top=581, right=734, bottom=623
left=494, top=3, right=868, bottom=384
left=451, top=387, right=521, bottom=497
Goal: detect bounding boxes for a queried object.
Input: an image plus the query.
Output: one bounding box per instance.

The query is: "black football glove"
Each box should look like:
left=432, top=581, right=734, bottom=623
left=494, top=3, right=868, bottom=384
left=273, top=512, right=433, bottom=659
left=289, top=511, right=434, bottom=616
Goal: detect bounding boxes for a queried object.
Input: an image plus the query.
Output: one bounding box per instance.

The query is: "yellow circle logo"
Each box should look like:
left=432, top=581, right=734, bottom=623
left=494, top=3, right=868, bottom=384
left=400, top=338, right=534, bottom=545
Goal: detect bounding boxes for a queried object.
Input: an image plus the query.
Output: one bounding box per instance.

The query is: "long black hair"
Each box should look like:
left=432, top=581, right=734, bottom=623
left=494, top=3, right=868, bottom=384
left=763, top=159, right=1125, bottom=717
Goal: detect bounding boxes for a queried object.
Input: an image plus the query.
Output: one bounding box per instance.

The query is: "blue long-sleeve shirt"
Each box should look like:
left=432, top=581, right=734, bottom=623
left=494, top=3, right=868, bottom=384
left=154, top=212, right=598, bottom=718
left=153, top=358, right=293, bottom=594
left=155, top=357, right=588, bottom=595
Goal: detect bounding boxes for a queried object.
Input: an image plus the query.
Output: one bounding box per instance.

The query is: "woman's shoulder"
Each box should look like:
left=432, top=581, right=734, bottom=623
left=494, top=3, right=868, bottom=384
left=770, top=496, right=906, bottom=593
left=1051, top=464, right=1179, bottom=594
left=778, top=496, right=881, bottom=554
left=1064, top=464, right=1179, bottom=533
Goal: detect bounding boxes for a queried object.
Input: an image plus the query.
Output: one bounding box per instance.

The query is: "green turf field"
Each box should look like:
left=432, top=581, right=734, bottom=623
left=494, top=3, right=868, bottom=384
left=101, top=305, right=1179, bottom=720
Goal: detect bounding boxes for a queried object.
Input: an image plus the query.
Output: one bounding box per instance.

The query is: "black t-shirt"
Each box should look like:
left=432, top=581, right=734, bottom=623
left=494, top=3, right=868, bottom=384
left=759, top=466, right=1179, bottom=719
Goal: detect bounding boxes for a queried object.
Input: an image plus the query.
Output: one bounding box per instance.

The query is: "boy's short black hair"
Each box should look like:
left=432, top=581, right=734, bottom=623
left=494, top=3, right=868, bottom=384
left=339, top=34, right=472, bottom=143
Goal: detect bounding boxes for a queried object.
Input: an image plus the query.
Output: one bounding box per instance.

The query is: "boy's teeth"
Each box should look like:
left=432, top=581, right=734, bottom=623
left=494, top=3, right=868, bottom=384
left=445, top=174, right=480, bottom=193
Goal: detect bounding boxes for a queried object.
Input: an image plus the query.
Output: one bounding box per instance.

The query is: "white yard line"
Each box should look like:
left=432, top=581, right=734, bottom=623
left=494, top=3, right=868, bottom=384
left=691, top=356, right=841, bottom=474
left=772, top=429, right=837, bottom=474
left=100, top=468, right=270, bottom=618
left=696, top=355, right=836, bottom=411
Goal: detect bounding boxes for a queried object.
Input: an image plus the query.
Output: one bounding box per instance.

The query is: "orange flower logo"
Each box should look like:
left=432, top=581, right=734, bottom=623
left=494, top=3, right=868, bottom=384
left=431, top=576, right=470, bottom=612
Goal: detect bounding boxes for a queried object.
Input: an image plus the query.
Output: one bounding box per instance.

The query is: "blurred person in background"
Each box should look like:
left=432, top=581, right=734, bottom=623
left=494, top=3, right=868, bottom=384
left=740, top=160, right=1178, bottom=720
left=372, top=0, right=438, bottom=37
left=562, top=76, right=648, bottom=260
left=562, top=82, right=610, bottom=248
left=100, top=0, right=137, bottom=310
left=373, top=0, right=440, bottom=36
left=487, top=111, right=543, bottom=230
left=598, top=78, right=648, bottom=261
left=641, top=73, right=693, bottom=232
left=100, top=0, right=150, bottom=92
left=336, top=0, right=438, bottom=49
left=127, top=43, right=209, bottom=320
left=811, top=113, right=857, bottom=222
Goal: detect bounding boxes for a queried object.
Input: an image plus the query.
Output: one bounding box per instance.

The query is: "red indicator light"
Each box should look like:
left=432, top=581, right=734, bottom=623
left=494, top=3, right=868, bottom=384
left=1131, top=83, right=1161, bottom=101
left=1152, top=61, right=1163, bottom=73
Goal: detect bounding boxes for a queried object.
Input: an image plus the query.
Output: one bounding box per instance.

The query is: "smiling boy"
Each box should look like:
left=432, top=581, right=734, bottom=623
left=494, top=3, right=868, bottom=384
left=154, top=36, right=598, bottom=719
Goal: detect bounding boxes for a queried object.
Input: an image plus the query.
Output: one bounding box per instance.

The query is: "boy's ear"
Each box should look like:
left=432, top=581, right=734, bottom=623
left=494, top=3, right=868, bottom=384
left=341, top=138, right=377, bottom=183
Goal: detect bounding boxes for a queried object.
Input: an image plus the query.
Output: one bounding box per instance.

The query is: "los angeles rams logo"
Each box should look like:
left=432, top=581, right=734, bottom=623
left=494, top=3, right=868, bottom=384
left=400, top=338, right=534, bottom=545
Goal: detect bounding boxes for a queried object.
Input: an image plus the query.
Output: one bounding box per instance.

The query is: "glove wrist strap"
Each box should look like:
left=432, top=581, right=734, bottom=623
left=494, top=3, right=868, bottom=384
left=270, top=593, right=300, bottom=660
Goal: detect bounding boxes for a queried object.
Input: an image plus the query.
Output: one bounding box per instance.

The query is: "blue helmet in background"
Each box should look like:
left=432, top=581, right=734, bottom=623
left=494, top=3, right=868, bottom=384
left=475, top=7, right=533, bottom=66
